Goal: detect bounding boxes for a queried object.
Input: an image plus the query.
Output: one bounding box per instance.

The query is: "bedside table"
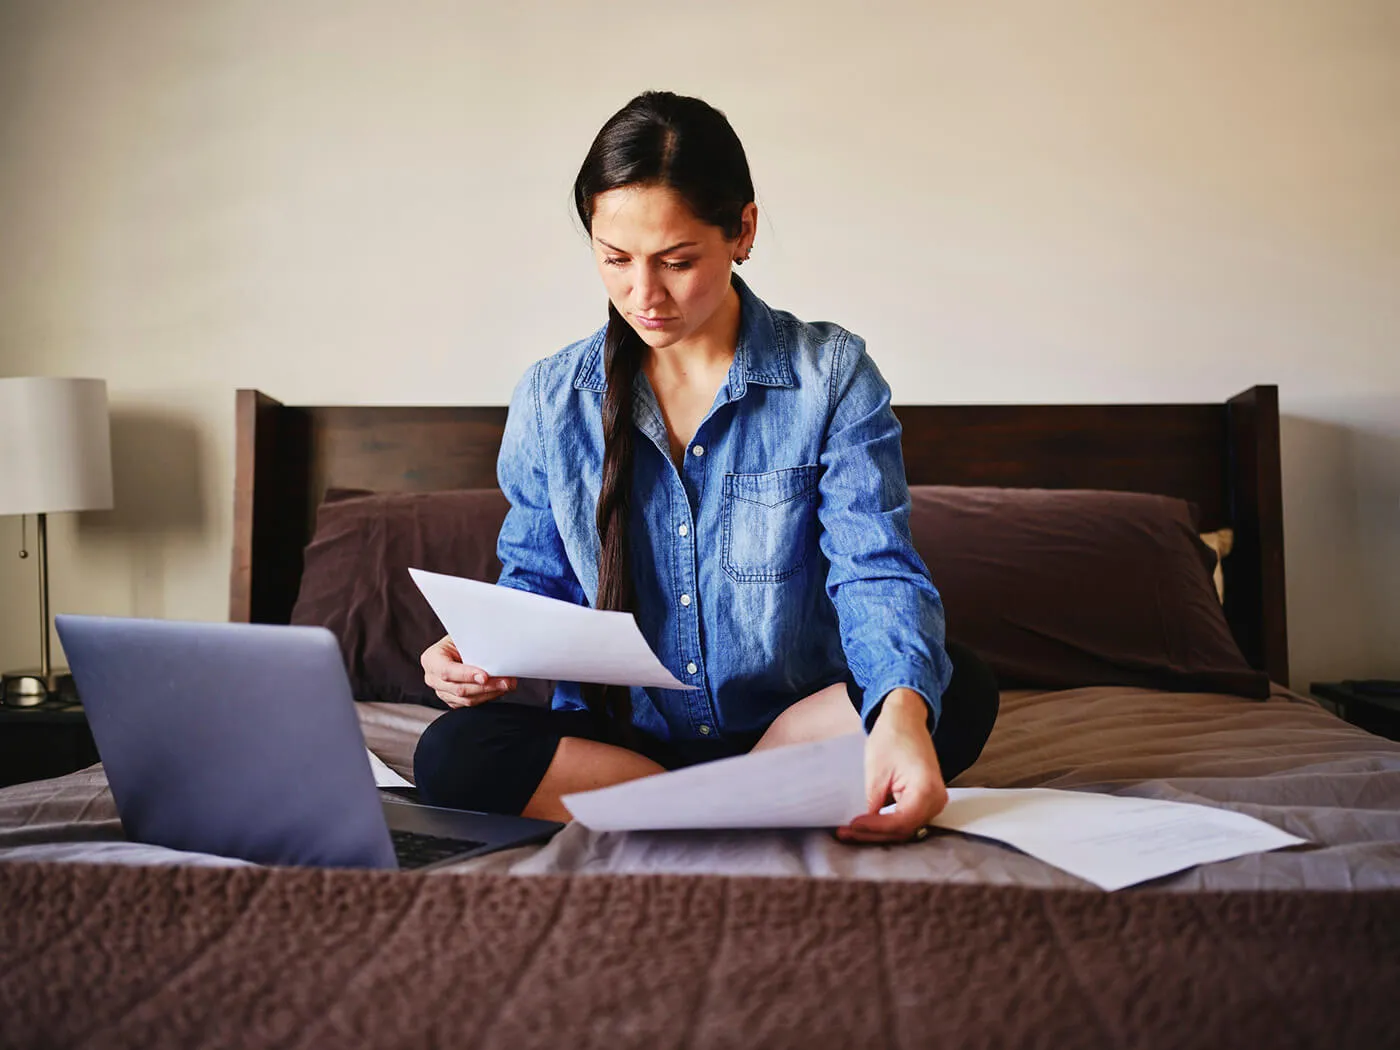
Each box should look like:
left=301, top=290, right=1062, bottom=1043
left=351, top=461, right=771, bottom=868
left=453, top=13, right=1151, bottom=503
left=1311, top=681, right=1400, bottom=743
left=0, top=699, right=100, bottom=787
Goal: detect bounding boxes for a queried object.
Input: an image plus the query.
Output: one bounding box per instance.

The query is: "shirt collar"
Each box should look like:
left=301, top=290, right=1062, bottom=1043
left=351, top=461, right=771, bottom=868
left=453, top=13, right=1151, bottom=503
left=572, top=274, right=795, bottom=395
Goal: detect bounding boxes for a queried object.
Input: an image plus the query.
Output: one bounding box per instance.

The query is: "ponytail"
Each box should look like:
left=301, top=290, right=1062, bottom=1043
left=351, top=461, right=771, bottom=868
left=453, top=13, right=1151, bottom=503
left=582, top=302, right=644, bottom=734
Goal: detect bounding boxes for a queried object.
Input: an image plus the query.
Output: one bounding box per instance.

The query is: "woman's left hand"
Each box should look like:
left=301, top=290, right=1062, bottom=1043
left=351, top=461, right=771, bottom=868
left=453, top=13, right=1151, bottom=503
left=837, top=688, right=948, bottom=844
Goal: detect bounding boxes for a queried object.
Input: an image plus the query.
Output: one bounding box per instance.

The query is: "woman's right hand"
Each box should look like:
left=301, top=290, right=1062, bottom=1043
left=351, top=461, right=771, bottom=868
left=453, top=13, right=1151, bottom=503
left=421, top=635, right=518, bottom=708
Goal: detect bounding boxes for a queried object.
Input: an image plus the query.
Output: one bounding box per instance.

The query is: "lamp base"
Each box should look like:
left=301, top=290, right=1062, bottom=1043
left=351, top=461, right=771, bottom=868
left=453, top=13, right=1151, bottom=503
left=1, top=668, right=77, bottom=706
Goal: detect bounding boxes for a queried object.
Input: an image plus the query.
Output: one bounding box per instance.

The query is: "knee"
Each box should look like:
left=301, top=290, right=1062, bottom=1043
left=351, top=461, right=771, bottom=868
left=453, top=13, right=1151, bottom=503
left=412, top=708, right=459, bottom=804
left=412, top=706, right=495, bottom=809
left=945, top=640, right=1000, bottom=727
left=933, top=642, right=1001, bottom=782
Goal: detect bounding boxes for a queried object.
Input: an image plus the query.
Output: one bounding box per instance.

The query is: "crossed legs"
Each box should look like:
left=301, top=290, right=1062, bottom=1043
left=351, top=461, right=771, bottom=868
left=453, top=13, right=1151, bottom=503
left=414, top=645, right=998, bottom=821
left=517, top=683, right=858, bottom=821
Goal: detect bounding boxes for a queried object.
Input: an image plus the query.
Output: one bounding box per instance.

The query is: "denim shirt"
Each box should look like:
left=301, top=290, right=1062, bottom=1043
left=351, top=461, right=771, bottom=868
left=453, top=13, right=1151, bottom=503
left=496, top=276, right=952, bottom=763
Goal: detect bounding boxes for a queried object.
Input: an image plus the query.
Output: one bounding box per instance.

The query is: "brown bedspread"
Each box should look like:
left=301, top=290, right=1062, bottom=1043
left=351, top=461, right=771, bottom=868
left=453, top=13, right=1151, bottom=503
left=2, top=862, right=1397, bottom=1050
left=3, top=684, right=1398, bottom=888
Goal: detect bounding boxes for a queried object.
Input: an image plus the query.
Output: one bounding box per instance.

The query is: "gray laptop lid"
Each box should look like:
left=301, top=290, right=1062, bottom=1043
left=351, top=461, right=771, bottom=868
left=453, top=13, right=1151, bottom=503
left=55, top=615, right=397, bottom=869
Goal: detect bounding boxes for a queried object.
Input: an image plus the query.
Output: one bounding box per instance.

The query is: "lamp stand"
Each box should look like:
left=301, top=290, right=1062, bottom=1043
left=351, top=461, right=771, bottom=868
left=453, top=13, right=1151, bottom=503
left=1, top=513, right=76, bottom=706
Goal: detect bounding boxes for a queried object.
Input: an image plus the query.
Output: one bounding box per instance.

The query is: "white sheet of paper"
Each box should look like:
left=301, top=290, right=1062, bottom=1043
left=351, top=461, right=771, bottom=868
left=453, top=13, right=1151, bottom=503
left=366, top=748, right=412, bottom=789
left=409, top=568, right=695, bottom=690
left=930, top=787, right=1307, bottom=891
left=563, top=733, right=869, bottom=831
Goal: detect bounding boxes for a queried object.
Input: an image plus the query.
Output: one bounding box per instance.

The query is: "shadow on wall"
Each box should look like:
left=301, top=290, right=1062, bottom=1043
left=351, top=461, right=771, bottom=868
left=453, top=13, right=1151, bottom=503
left=75, top=408, right=208, bottom=620
left=1350, top=413, right=1400, bottom=678
left=1281, top=401, right=1400, bottom=686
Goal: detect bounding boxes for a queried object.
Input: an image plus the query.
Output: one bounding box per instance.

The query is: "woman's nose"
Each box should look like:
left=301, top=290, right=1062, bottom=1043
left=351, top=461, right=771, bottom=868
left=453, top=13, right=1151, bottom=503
left=633, top=267, right=667, bottom=310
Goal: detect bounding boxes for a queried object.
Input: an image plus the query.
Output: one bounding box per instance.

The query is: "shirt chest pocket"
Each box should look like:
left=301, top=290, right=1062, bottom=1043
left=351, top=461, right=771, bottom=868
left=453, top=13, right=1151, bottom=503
left=721, top=464, right=820, bottom=583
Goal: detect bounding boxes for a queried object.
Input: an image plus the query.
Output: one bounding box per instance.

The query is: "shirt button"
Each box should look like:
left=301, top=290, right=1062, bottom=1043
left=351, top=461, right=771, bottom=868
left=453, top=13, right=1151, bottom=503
left=687, top=661, right=698, bottom=675
left=680, top=593, right=692, bottom=607
left=698, top=724, right=712, bottom=735
left=678, top=524, right=688, bottom=537
left=691, top=444, right=705, bottom=457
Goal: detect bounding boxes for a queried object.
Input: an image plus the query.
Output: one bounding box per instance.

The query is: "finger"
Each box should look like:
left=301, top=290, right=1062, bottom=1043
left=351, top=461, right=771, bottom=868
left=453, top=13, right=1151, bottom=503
left=849, top=784, right=936, bottom=838
left=834, top=816, right=919, bottom=844
left=436, top=687, right=507, bottom=708
left=422, top=638, right=463, bottom=671
left=435, top=664, right=489, bottom=685
left=864, top=758, right=894, bottom=816
left=834, top=825, right=913, bottom=845
left=428, top=671, right=512, bottom=693
left=426, top=673, right=464, bottom=695
left=477, top=683, right=511, bottom=698
left=865, top=788, right=891, bottom=817
left=845, top=809, right=924, bottom=839
left=925, top=784, right=950, bottom=821
left=474, top=677, right=517, bottom=692
left=836, top=810, right=933, bottom=844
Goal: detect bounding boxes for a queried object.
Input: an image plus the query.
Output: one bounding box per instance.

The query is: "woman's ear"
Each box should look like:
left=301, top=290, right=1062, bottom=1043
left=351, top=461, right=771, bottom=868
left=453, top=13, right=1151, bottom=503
left=743, top=201, right=758, bottom=249
left=735, top=201, right=759, bottom=263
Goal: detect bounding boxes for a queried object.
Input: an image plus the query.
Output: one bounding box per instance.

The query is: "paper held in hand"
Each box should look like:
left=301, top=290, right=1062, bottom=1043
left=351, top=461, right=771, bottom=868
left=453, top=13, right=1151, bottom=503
left=561, top=734, right=1307, bottom=891
left=408, top=568, right=696, bottom=690
left=564, top=733, right=870, bottom=832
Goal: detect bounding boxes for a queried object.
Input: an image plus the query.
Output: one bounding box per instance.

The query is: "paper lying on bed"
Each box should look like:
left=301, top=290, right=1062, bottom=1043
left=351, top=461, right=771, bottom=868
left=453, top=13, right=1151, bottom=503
left=929, top=787, right=1307, bottom=891
left=562, top=733, right=1306, bottom=890
left=366, top=748, right=412, bottom=789
left=409, top=568, right=695, bottom=689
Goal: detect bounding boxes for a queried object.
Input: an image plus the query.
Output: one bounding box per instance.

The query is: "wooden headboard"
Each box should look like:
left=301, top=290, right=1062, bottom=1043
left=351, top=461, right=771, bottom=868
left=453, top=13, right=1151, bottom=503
left=230, top=385, right=1288, bottom=685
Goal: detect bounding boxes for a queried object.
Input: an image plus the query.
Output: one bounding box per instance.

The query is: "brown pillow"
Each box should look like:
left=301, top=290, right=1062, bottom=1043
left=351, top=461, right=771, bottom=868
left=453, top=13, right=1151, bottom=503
left=290, top=488, right=553, bottom=706
left=293, top=484, right=1268, bottom=706
left=908, top=486, right=1269, bottom=698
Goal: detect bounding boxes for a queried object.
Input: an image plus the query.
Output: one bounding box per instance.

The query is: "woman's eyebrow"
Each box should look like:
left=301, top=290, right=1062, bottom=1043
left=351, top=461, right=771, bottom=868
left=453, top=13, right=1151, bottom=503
left=596, top=238, right=699, bottom=256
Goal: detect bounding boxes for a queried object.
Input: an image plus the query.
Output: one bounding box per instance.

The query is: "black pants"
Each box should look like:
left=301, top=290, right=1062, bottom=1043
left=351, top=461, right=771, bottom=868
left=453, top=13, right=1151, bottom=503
left=414, top=641, right=1000, bottom=816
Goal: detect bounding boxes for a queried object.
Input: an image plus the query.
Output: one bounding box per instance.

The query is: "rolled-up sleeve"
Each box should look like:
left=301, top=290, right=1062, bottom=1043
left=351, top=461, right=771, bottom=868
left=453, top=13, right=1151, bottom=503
left=495, top=363, right=587, bottom=606
left=817, top=334, right=953, bottom=732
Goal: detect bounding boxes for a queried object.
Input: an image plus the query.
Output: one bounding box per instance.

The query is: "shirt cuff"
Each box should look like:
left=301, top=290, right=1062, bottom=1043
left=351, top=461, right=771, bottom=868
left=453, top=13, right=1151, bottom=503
left=858, top=666, right=943, bottom=735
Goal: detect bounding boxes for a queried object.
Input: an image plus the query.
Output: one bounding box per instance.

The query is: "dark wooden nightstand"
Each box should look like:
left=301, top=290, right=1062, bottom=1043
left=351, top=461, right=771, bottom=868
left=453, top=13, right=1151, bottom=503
left=1311, top=681, right=1400, bottom=742
left=0, top=699, right=100, bottom=787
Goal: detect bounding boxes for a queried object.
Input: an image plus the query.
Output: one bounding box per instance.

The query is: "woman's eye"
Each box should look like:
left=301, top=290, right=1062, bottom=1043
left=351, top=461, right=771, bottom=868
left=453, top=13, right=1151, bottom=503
left=603, top=256, right=690, bottom=271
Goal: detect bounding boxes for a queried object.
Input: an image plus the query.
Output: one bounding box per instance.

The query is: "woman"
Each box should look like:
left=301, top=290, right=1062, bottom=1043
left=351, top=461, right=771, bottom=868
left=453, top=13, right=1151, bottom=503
left=414, top=91, right=998, bottom=844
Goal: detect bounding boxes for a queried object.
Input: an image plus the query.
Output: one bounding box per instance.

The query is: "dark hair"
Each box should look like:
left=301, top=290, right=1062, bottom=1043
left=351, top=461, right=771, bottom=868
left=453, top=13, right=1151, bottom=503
left=572, top=91, right=754, bottom=732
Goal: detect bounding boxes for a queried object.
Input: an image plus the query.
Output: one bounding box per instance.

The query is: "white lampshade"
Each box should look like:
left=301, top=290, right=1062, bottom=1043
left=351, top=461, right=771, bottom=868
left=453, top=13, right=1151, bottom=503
left=0, top=377, right=114, bottom=516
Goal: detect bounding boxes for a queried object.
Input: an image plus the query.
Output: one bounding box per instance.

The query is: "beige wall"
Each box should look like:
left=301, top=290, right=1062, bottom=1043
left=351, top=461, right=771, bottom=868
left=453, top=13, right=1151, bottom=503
left=1, top=0, right=1397, bottom=689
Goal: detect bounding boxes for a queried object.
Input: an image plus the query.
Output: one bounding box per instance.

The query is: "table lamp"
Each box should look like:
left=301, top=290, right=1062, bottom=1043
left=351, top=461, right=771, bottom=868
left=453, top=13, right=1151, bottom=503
left=0, top=377, right=114, bottom=705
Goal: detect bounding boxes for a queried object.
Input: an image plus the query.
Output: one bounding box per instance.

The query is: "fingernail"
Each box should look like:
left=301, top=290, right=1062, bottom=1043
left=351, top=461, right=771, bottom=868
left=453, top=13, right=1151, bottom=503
left=475, top=673, right=486, bottom=684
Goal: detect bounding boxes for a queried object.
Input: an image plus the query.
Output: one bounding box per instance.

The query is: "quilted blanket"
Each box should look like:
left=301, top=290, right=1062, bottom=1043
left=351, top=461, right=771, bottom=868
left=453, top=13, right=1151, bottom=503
left=2, top=862, right=1396, bottom=1049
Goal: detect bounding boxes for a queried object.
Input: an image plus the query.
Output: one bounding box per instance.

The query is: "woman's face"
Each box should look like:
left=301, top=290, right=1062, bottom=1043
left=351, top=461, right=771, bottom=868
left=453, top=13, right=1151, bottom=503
left=589, top=184, right=755, bottom=351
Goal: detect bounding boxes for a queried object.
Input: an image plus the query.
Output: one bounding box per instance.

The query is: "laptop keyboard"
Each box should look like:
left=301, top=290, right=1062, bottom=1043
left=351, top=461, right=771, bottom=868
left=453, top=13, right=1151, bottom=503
left=390, top=829, right=486, bottom=869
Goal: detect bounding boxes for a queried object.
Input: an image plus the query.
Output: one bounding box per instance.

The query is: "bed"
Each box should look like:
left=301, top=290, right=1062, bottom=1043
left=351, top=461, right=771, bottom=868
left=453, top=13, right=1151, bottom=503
left=2, top=384, right=1397, bottom=1049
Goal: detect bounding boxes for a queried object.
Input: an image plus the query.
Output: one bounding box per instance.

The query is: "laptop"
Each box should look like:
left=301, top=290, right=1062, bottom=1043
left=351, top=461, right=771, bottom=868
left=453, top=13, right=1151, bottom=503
left=54, top=614, right=563, bottom=870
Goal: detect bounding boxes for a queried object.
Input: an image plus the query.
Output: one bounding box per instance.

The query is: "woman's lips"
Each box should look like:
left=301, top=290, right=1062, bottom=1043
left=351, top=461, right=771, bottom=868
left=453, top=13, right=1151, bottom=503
left=634, top=315, right=676, bottom=330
